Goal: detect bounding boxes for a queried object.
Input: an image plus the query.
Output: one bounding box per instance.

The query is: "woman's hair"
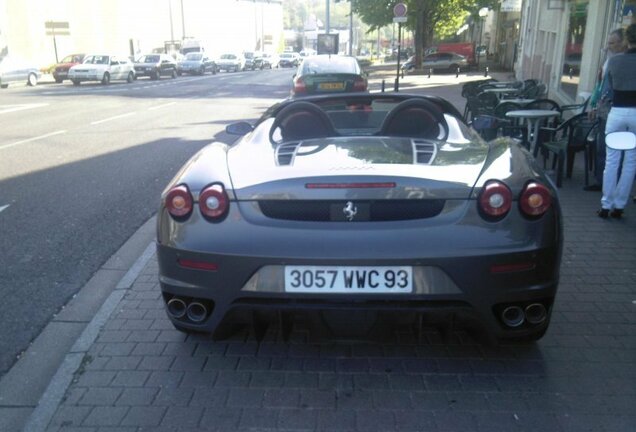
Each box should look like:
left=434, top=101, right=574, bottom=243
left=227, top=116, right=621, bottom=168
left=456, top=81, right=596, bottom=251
left=610, top=28, right=625, bottom=41
left=626, top=24, right=636, bottom=45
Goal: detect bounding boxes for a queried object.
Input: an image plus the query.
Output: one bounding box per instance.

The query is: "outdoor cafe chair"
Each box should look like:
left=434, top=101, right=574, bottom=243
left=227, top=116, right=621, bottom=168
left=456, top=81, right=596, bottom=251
left=537, top=113, right=598, bottom=187
left=470, top=114, right=528, bottom=147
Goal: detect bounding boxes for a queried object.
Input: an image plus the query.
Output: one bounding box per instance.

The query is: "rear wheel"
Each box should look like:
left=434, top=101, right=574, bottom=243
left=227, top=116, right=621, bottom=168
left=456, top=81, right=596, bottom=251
left=27, top=73, right=38, bottom=86
left=55, top=78, right=63, bottom=83
left=171, top=69, right=177, bottom=78
left=126, top=72, right=134, bottom=83
left=72, top=79, right=80, bottom=86
left=101, top=72, right=110, bottom=85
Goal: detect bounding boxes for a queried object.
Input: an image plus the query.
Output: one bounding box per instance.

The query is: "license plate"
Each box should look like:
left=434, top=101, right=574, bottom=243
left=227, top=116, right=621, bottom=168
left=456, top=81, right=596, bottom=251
left=284, top=266, right=412, bottom=293
left=318, top=82, right=345, bottom=90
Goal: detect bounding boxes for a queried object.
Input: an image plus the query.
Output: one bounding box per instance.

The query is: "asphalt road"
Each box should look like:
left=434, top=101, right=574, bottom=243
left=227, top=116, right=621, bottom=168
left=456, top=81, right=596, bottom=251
left=0, top=68, right=293, bottom=376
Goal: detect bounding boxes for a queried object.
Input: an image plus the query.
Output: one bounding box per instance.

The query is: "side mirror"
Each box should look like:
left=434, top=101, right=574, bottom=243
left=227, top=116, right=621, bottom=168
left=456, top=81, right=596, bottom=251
left=226, top=121, right=254, bottom=136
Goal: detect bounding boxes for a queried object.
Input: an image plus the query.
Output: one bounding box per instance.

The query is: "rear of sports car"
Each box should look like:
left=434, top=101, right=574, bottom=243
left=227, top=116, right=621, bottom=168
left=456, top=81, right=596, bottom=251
left=156, top=130, right=562, bottom=343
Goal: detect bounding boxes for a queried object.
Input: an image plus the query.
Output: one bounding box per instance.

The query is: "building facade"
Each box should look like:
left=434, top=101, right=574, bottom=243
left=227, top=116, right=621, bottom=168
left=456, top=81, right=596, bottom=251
left=516, top=0, right=635, bottom=107
left=0, top=0, right=283, bottom=65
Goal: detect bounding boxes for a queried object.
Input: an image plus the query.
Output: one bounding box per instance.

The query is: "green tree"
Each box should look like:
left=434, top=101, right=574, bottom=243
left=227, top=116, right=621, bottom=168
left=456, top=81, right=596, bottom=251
left=351, top=0, right=497, bottom=66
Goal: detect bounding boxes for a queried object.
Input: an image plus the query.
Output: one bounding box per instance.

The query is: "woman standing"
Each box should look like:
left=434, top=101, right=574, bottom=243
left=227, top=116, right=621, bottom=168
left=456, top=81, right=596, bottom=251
left=598, top=24, right=636, bottom=219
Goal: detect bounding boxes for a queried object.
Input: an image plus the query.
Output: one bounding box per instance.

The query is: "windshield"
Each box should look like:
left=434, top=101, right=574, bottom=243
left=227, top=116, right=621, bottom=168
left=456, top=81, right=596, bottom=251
left=138, top=55, right=160, bottom=63
left=220, top=54, right=236, bottom=60
left=83, top=55, right=109, bottom=65
left=185, top=53, right=202, bottom=61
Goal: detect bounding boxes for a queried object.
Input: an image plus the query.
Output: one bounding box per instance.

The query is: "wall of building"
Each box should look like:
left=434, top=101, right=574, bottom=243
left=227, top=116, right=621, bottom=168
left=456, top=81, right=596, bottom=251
left=0, top=0, right=283, bottom=66
left=516, top=0, right=632, bottom=107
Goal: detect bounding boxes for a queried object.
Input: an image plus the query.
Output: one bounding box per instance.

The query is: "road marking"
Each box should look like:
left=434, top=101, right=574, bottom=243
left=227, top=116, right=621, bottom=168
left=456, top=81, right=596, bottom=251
left=0, top=103, right=48, bottom=115
left=90, top=112, right=136, bottom=125
left=148, top=102, right=176, bottom=111
left=0, top=205, right=9, bottom=213
left=0, top=130, right=67, bottom=151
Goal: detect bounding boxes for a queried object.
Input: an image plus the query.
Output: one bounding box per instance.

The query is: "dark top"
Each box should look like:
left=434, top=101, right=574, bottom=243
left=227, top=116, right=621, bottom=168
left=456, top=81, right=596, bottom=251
left=607, top=49, right=636, bottom=107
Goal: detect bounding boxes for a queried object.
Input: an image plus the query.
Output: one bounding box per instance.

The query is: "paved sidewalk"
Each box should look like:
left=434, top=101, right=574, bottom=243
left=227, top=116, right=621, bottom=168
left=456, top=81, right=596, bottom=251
left=3, top=72, right=635, bottom=432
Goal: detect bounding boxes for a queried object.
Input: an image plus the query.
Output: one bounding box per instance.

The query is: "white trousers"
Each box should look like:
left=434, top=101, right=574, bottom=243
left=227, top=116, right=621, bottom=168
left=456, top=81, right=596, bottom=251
left=601, top=107, right=636, bottom=210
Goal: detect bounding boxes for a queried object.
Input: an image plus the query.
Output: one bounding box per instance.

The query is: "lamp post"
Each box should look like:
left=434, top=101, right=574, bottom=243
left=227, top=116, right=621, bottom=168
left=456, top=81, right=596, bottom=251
left=477, top=7, right=488, bottom=69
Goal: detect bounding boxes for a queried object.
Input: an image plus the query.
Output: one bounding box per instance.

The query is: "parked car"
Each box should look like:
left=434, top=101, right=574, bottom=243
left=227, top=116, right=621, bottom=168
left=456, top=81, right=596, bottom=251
left=291, top=54, right=367, bottom=97
left=156, top=93, right=562, bottom=343
left=259, top=52, right=277, bottom=69
left=0, top=55, right=41, bottom=88
left=134, top=53, right=177, bottom=79
left=242, top=51, right=257, bottom=70
left=216, top=53, right=245, bottom=73
left=68, top=54, right=135, bottom=85
left=176, top=52, right=216, bottom=76
left=52, top=53, right=85, bottom=83
left=278, top=52, right=301, bottom=68
left=403, top=52, right=469, bottom=73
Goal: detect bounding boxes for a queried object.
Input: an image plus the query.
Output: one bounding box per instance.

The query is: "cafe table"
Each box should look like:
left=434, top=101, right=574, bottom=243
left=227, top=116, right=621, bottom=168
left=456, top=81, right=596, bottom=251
left=505, top=109, right=561, bottom=156
left=498, top=98, right=536, bottom=106
left=483, top=87, right=520, bottom=100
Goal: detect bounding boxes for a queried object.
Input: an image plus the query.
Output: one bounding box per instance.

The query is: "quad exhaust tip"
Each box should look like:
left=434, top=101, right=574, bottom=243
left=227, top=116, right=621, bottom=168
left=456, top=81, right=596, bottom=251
left=501, top=306, right=525, bottom=328
left=524, top=303, right=547, bottom=324
left=166, top=298, right=187, bottom=319
left=186, top=302, right=208, bottom=323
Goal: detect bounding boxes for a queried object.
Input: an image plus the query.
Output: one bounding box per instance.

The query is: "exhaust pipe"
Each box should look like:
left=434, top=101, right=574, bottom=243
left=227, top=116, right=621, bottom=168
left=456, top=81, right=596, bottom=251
left=166, top=297, right=187, bottom=319
left=525, top=303, right=547, bottom=324
left=186, top=301, right=208, bottom=323
left=501, top=306, right=525, bottom=327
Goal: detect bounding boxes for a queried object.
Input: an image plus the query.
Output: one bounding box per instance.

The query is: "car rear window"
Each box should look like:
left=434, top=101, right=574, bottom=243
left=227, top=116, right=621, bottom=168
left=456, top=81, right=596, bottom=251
left=185, top=53, right=203, bottom=60
left=301, top=57, right=359, bottom=75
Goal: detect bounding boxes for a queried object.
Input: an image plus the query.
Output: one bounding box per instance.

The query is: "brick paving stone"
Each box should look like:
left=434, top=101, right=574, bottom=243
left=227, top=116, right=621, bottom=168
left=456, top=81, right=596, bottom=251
left=393, top=409, right=438, bottom=431
left=77, top=388, right=122, bottom=406
left=145, top=370, right=184, bottom=387
left=372, top=389, right=412, bottom=409
left=317, top=409, right=356, bottom=430
left=423, top=374, right=462, bottom=391
left=355, top=409, right=396, bottom=431
left=179, top=371, right=217, bottom=387
left=388, top=373, right=425, bottom=390
left=159, top=406, right=204, bottom=429
left=110, top=370, right=150, bottom=387
left=81, top=406, right=129, bottom=427
left=277, top=407, right=318, bottom=430
left=239, top=407, right=279, bottom=429
left=120, top=406, right=166, bottom=427
left=299, top=389, right=334, bottom=409
left=97, top=342, right=136, bottom=357
left=248, top=370, right=285, bottom=387
left=49, top=406, right=93, bottom=429
left=227, top=387, right=265, bottom=408
left=152, top=387, right=193, bottom=406
left=115, top=387, right=159, bottom=406
left=335, top=390, right=373, bottom=410
left=263, top=388, right=301, bottom=408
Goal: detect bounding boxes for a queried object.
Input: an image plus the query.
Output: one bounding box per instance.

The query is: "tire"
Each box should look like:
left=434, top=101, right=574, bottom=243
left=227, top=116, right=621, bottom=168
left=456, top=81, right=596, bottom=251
left=449, top=64, right=460, bottom=73
left=151, top=72, right=158, bottom=80
left=1, top=84, right=8, bottom=89
left=101, top=72, right=110, bottom=85
left=72, top=79, right=80, bottom=86
left=55, top=78, right=63, bottom=84
left=27, top=73, right=38, bottom=86
left=212, top=66, right=217, bottom=75
left=199, top=67, right=205, bottom=75
left=171, top=69, right=177, bottom=78
left=126, top=72, right=134, bottom=83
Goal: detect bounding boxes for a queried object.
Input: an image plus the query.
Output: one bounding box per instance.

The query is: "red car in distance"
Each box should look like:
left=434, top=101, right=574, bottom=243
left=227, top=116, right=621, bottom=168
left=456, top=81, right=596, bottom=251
left=52, top=53, right=85, bottom=83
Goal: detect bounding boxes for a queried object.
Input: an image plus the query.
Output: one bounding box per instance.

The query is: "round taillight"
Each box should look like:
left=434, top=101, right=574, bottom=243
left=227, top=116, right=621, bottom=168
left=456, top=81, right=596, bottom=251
left=165, top=185, right=193, bottom=218
left=293, top=77, right=307, bottom=94
left=199, top=184, right=229, bottom=220
left=478, top=181, right=512, bottom=218
left=519, top=182, right=552, bottom=217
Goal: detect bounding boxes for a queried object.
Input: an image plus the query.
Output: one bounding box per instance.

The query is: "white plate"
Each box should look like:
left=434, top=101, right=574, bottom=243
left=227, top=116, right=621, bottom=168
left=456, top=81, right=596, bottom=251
left=284, top=265, right=412, bottom=293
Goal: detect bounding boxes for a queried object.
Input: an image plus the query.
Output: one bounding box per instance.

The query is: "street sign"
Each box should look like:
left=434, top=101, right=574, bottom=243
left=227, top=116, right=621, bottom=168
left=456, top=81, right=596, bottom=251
left=393, top=2, right=407, bottom=17
left=44, top=21, right=70, bottom=36
left=393, top=16, right=407, bottom=23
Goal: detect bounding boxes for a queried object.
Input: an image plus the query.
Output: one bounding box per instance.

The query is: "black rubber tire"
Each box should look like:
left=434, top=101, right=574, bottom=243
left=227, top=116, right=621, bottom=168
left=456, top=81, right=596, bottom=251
left=126, top=72, right=134, bottom=83
left=101, top=72, right=110, bottom=85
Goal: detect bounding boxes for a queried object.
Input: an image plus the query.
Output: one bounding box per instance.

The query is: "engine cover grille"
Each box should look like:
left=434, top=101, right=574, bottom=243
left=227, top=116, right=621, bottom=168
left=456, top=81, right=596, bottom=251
left=258, top=200, right=445, bottom=222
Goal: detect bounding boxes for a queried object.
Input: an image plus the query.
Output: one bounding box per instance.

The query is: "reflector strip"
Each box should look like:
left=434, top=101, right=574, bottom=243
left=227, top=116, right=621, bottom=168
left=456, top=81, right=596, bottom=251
left=490, top=262, right=536, bottom=274
left=306, top=182, right=396, bottom=189
left=178, top=259, right=219, bottom=271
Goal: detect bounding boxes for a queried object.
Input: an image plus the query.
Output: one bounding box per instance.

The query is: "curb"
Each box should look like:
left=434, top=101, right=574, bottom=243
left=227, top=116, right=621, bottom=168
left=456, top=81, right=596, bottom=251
left=0, top=216, right=157, bottom=432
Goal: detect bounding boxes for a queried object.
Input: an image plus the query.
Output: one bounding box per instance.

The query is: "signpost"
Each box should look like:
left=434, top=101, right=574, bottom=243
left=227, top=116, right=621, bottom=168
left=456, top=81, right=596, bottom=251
left=44, top=21, right=70, bottom=63
left=393, top=3, right=407, bottom=91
